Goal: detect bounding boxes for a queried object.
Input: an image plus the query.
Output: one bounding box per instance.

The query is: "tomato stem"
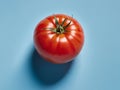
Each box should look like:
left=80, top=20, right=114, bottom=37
left=43, top=15, right=72, bottom=34
left=53, top=15, right=72, bottom=34
left=56, top=25, right=64, bottom=34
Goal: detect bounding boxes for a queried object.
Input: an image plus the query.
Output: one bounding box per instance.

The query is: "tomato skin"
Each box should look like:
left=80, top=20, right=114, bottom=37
left=34, top=14, right=84, bottom=64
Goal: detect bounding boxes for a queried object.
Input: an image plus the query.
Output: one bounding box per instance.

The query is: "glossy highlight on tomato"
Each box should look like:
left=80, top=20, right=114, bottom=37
left=34, top=14, right=84, bottom=64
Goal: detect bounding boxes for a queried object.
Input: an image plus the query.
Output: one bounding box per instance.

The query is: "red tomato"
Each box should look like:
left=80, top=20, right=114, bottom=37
left=34, top=14, right=84, bottom=64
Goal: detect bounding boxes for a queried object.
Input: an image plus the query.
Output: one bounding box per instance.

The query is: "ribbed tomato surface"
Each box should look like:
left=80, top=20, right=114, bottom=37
left=34, top=14, right=84, bottom=64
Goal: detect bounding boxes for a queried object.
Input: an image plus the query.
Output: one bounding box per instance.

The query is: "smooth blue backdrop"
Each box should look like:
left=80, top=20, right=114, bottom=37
left=0, top=0, right=120, bottom=90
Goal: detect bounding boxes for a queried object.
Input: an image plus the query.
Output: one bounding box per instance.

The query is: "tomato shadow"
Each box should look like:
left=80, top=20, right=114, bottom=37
left=31, top=48, right=73, bottom=86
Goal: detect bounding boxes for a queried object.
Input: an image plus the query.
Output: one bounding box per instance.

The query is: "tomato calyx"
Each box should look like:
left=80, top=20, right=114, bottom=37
left=55, top=25, right=64, bottom=34
left=42, top=16, right=72, bottom=34
left=54, top=16, right=72, bottom=34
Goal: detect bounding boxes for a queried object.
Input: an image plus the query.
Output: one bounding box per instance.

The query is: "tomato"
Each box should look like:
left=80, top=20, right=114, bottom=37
left=34, top=14, right=84, bottom=64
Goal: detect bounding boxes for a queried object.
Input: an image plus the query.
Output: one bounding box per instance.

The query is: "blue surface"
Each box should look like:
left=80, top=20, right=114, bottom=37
left=0, top=0, right=120, bottom=90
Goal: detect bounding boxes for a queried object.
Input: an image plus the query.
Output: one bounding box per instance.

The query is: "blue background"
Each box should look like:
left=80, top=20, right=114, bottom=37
left=0, top=0, right=120, bottom=90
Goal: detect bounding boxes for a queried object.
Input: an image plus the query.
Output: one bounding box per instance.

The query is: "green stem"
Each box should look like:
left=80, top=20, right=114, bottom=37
left=43, top=15, right=72, bottom=34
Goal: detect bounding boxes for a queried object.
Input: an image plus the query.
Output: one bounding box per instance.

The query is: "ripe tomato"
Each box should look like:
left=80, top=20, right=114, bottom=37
left=34, top=14, right=84, bottom=64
